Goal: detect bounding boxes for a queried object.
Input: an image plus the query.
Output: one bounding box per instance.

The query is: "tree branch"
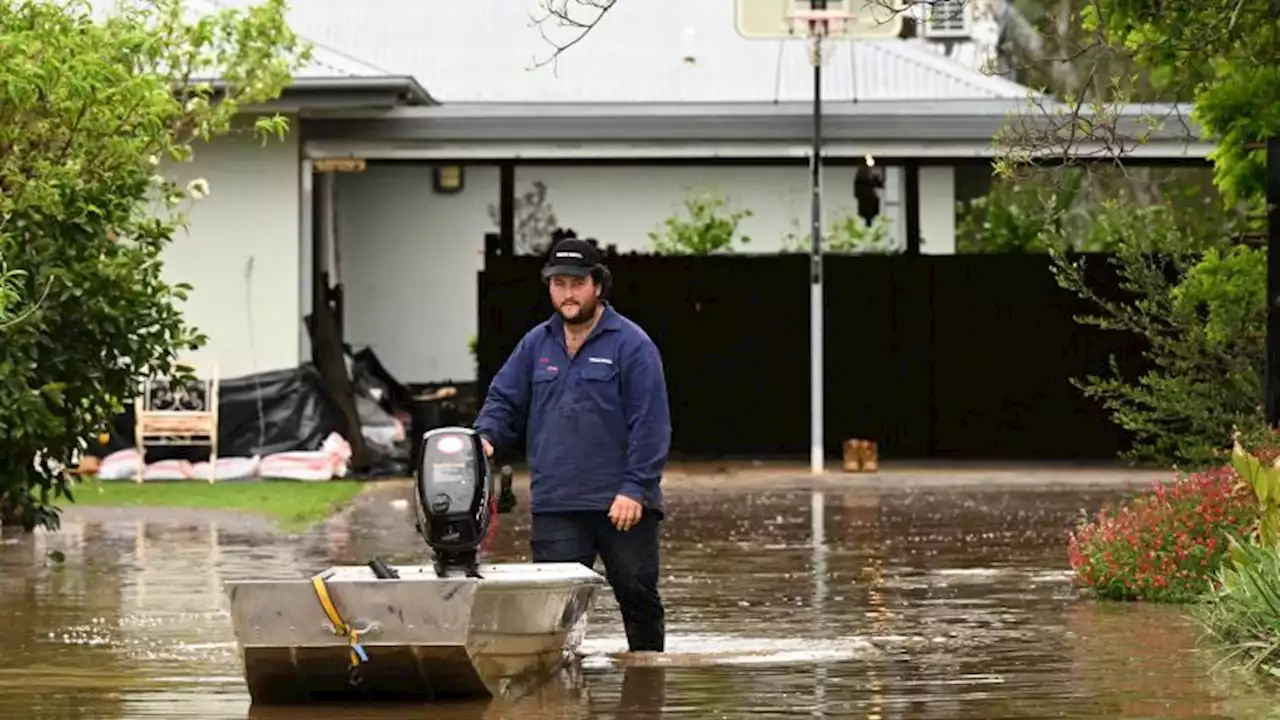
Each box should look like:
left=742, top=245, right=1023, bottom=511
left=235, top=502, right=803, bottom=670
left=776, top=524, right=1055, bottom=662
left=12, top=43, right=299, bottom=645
left=528, top=0, right=617, bottom=72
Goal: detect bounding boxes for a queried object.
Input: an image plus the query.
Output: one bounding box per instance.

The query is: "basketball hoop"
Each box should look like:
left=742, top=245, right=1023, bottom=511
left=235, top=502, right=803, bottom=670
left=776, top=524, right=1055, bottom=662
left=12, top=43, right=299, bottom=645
left=735, top=0, right=906, bottom=42
left=784, top=8, right=855, bottom=38
left=732, top=0, right=908, bottom=477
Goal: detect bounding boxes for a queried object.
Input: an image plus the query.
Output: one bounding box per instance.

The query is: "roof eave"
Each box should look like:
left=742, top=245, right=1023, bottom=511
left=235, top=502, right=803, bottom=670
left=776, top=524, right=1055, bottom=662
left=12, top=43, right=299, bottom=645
left=299, top=99, right=1202, bottom=145
left=184, top=75, right=437, bottom=113
left=285, top=76, right=437, bottom=106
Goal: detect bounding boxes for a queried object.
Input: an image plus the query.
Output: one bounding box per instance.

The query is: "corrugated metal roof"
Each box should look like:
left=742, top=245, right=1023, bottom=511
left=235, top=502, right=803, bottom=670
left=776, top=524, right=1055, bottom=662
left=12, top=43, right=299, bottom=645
left=292, top=44, right=395, bottom=79
left=181, top=0, right=391, bottom=78
left=224, top=0, right=1033, bottom=103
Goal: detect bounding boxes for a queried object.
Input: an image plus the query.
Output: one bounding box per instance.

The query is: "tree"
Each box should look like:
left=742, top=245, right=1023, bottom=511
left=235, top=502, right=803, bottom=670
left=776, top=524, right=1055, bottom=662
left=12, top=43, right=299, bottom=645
left=0, top=249, right=27, bottom=330
left=487, top=180, right=560, bottom=255
left=987, top=0, right=1278, bottom=466
left=0, top=0, right=310, bottom=531
left=1048, top=201, right=1260, bottom=467
left=529, top=0, right=617, bottom=68
left=1077, top=0, right=1279, bottom=206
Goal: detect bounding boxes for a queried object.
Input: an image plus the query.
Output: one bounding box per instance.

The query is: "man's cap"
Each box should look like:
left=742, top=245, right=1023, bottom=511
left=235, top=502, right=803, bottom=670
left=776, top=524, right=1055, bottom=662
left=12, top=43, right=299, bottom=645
left=541, top=237, right=602, bottom=280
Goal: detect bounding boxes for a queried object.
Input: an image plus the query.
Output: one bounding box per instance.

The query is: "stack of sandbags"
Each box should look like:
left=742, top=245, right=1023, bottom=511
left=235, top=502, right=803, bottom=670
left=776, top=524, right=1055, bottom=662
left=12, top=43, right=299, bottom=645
left=92, top=432, right=353, bottom=482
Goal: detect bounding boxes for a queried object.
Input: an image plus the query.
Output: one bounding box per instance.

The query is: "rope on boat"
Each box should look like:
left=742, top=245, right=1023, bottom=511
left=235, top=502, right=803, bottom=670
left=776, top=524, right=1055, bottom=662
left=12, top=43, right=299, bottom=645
left=310, top=570, right=369, bottom=685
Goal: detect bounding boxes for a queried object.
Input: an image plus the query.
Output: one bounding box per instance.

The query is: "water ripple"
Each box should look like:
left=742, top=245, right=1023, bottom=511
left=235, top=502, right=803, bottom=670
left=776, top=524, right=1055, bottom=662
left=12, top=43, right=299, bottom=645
left=3, top=483, right=1280, bottom=719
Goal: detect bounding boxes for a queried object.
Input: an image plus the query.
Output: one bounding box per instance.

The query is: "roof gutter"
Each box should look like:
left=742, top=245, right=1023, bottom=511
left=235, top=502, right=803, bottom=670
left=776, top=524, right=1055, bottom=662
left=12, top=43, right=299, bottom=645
left=282, top=76, right=437, bottom=106
left=300, top=100, right=1204, bottom=145
left=180, top=75, right=437, bottom=113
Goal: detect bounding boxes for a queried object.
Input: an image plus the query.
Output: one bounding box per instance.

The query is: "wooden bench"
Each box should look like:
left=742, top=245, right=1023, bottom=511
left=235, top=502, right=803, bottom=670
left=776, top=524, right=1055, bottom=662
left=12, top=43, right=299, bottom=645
left=133, top=366, right=220, bottom=483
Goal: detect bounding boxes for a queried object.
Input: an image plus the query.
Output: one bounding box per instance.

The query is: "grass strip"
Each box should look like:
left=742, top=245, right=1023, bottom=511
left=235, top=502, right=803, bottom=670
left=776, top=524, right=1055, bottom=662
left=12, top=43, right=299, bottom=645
left=61, top=478, right=365, bottom=532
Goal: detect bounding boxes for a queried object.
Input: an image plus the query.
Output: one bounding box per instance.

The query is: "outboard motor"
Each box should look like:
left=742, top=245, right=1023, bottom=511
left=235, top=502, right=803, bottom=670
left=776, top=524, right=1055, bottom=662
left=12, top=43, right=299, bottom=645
left=412, top=427, right=516, bottom=579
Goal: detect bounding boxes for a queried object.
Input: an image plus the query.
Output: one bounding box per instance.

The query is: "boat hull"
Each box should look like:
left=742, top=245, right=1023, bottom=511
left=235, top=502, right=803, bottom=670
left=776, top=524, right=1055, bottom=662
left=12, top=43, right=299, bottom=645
left=225, top=562, right=605, bottom=704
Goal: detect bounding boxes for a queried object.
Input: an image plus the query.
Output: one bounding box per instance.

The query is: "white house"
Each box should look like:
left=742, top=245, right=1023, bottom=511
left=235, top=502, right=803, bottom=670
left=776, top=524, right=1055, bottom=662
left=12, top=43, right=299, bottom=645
left=162, top=0, right=1211, bottom=386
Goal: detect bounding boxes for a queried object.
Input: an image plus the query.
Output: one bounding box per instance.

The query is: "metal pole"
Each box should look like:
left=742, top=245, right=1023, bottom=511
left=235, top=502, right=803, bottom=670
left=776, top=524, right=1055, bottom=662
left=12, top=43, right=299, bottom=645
left=298, top=158, right=314, bottom=364
left=809, top=18, right=825, bottom=475
left=1267, top=135, right=1280, bottom=427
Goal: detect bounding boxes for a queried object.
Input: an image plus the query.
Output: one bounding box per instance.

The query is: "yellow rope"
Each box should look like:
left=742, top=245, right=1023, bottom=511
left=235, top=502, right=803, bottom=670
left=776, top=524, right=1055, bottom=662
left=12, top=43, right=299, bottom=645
left=310, top=572, right=368, bottom=671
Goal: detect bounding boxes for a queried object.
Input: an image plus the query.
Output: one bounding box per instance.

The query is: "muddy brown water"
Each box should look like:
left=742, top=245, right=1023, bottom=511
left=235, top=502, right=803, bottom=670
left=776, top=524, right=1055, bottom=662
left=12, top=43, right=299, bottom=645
left=4, top=482, right=1280, bottom=719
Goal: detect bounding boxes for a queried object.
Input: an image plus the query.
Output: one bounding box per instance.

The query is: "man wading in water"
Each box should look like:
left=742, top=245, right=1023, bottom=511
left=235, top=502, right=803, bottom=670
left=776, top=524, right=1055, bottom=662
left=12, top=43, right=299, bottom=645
left=474, top=236, right=671, bottom=653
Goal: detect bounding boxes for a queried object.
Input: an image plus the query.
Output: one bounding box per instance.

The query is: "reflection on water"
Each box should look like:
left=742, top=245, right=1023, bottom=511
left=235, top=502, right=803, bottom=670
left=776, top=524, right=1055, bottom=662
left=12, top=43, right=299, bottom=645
left=4, top=483, right=1280, bottom=719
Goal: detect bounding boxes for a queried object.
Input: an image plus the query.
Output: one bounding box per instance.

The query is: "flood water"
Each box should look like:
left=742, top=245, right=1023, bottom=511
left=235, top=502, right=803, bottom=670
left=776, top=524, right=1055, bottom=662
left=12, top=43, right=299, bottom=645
left=4, top=482, right=1280, bottom=719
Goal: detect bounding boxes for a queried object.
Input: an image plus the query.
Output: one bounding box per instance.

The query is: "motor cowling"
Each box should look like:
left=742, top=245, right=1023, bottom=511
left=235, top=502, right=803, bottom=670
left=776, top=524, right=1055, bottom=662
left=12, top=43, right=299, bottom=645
left=412, top=427, right=516, bottom=578
left=413, top=427, right=491, bottom=576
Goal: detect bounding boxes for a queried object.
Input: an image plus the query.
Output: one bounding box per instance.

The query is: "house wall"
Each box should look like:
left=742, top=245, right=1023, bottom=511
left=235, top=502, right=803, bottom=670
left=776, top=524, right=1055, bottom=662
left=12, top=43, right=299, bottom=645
left=920, top=167, right=957, bottom=255
left=335, top=164, right=499, bottom=386
left=335, top=162, right=958, bottom=385
left=159, top=119, right=302, bottom=380
left=512, top=165, right=898, bottom=255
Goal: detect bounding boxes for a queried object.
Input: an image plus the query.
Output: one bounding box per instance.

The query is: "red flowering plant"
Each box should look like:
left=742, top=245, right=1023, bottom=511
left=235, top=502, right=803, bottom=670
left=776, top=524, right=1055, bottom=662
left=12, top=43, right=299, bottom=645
left=1067, top=466, right=1260, bottom=603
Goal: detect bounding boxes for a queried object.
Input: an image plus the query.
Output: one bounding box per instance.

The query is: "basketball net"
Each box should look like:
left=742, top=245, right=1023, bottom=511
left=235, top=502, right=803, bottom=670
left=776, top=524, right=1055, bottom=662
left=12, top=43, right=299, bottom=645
left=786, top=10, right=854, bottom=67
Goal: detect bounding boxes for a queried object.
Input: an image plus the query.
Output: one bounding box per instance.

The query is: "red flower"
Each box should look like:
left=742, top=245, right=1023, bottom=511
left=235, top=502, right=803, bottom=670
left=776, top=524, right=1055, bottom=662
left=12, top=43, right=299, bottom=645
left=1066, top=463, right=1259, bottom=603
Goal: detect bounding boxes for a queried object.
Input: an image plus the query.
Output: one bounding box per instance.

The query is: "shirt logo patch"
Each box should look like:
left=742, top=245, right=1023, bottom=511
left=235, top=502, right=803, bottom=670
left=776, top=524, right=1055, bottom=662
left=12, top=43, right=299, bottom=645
left=587, top=357, right=613, bottom=365
left=546, top=365, right=559, bottom=372
left=538, top=357, right=549, bottom=363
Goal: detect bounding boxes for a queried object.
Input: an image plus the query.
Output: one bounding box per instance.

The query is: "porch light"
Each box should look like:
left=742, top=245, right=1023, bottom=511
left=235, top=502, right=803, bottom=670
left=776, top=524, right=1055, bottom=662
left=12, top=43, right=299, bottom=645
left=433, top=165, right=465, bottom=194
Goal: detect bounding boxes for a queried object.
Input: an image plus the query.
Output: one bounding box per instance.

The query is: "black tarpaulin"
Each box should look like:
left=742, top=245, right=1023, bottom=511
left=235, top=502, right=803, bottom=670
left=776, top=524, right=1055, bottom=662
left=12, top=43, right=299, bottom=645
left=93, top=363, right=347, bottom=461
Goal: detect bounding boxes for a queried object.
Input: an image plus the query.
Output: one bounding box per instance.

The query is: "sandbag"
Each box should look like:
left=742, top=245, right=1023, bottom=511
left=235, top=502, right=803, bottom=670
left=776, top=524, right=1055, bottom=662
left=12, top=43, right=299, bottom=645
left=143, top=459, right=194, bottom=481
left=97, top=449, right=142, bottom=480
left=192, top=456, right=260, bottom=481
left=259, top=432, right=352, bottom=482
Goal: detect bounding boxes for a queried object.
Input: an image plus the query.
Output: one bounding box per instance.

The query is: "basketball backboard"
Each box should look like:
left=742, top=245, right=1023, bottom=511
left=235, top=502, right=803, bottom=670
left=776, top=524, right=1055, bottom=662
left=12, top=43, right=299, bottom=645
left=735, top=0, right=907, bottom=40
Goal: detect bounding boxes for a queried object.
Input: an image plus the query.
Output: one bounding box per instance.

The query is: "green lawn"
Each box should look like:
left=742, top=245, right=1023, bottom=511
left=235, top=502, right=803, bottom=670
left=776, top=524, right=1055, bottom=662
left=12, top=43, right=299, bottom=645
left=62, top=478, right=366, bottom=532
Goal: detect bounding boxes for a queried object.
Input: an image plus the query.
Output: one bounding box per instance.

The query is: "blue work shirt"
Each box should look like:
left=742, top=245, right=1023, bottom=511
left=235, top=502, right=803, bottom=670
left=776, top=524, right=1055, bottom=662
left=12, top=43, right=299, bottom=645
left=473, top=304, right=671, bottom=515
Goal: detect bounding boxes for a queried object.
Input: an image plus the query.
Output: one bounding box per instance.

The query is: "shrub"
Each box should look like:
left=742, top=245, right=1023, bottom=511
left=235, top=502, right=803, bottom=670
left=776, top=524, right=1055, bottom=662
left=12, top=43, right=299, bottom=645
left=781, top=212, right=896, bottom=254
left=0, top=250, right=25, bottom=327
left=1067, top=467, right=1259, bottom=602
left=1051, top=208, right=1263, bottom=470
left=648, top=189, right=752, bottom=255
left=1196, top=540, right=1280, bottom=677
left=1185, top=439, right=1280, bottom=677
left=0, top=0, right=308, bottom=531
left=956, top=165, right=1259, bottom=469
left=1228, top=433, right=1280, bottom=547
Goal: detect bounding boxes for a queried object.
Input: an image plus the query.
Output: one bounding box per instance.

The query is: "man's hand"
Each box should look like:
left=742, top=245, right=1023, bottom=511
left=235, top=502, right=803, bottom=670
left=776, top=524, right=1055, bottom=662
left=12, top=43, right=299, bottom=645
left=481, top=437, right=494, bottom=457
left=608, top=494, right=643, bottom=531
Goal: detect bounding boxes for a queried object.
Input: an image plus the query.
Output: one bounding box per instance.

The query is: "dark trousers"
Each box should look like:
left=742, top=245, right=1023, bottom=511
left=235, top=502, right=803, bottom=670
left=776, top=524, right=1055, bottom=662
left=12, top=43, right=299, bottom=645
left=531, top=510, right=665, bottom=652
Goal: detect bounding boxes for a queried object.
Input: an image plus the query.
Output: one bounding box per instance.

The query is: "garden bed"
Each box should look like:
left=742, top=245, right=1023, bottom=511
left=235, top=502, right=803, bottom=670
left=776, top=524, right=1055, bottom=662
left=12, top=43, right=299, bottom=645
left=1067, top=438, right=1280, bottom=680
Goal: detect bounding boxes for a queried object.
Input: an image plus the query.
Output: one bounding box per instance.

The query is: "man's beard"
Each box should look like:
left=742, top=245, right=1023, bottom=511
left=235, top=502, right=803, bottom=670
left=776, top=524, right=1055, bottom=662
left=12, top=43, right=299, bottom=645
left=558, top=297, right=598, bottom=325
